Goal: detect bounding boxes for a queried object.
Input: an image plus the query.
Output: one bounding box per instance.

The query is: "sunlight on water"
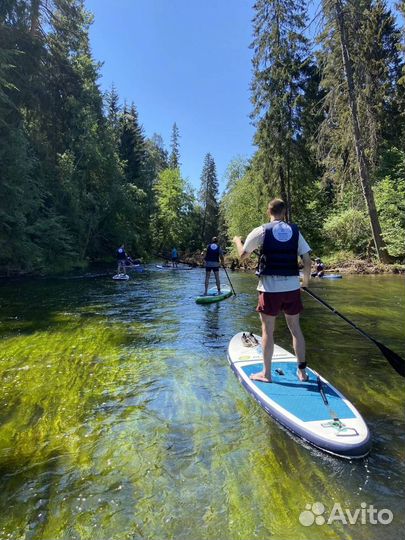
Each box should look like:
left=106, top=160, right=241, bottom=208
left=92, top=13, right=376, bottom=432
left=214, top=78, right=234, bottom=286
left=0, top=269, right=404, bottom=539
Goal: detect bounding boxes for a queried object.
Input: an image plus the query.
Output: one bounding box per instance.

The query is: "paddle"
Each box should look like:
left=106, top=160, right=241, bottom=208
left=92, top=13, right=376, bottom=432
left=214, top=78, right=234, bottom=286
left=302, top=287, right=405, bottom=378
left=222, top=264, right=237, bottom=296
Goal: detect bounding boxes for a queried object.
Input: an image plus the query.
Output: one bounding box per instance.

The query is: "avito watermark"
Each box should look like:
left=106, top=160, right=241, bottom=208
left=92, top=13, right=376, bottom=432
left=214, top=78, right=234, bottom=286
left=299, top=501, right=393, bottom=527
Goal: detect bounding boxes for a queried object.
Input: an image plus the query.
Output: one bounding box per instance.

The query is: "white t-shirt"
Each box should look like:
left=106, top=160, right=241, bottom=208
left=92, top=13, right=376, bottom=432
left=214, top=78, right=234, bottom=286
left=243, top=221, right=311, bottom=292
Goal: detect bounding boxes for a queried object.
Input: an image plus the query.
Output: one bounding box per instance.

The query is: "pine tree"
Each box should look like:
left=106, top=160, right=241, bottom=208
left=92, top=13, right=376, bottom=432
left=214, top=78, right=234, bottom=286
left=199, top=153, right=219, bottom=244
left=169, top=122, right=180, bottom=169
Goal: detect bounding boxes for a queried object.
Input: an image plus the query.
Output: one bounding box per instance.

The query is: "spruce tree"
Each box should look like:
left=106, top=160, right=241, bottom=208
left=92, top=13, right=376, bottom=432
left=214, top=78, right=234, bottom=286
left=169, top=122, right=180, bottom=169
left=105, top=83, right=121, bottom=143
left=199, top=153, right=219, bottom=244
left=119, top=103, right=147, bottom=190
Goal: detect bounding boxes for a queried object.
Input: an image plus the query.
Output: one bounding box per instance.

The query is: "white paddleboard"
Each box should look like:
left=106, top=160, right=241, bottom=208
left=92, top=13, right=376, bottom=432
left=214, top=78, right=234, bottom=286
left=228, top=332, right=371, bottom=459
left=112, top=274, right=129, bottom=281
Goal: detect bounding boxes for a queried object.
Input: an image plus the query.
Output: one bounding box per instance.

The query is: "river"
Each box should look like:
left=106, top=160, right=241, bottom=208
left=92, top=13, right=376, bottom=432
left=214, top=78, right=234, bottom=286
left=0, top=268, right=404, bottom=540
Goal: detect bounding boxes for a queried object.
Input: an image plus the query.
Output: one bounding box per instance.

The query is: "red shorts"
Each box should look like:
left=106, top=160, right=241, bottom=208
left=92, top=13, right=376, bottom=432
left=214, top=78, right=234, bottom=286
left=256, top=289, right=303, bottom=316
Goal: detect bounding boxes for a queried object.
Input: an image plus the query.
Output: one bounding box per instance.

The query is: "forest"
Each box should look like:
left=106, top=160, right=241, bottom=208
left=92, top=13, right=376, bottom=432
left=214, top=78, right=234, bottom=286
left=0, top=0, right=404, bottom=275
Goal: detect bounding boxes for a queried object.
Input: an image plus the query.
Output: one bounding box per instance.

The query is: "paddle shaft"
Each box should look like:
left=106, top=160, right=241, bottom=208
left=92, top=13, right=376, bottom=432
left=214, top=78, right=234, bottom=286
left=222, top=265, right=236, bottom=296
left=317, top=376, right=329, bottom=405
left=303, top=286, right=405, bottom=378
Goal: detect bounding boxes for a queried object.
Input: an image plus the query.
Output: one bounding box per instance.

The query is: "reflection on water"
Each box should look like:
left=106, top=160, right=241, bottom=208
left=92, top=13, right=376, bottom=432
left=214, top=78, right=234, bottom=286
left=0, top=269, right=404, bottom=540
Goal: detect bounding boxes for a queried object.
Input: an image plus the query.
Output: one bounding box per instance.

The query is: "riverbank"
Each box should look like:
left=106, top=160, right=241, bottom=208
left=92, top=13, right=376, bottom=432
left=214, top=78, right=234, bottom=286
left=1, top=253, right=404, bottom=279
left=180, top=253, right=405, bottom=275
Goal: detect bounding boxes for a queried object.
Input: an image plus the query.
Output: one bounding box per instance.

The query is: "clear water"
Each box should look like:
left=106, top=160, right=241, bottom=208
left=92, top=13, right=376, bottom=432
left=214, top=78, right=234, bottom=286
left=0, top=268, right=404, bottom=540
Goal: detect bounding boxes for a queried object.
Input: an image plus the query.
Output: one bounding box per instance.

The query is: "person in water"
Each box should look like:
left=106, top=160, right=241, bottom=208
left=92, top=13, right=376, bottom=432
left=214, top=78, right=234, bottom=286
left=116, top=244, right=128, bottom=275
left=312, top=257, right=325, bottom=278
left=204, top=236, right=225, bottom=295
left=233, top=198, right=311, bottom=383
left=171, top=247, right=178, bottom=268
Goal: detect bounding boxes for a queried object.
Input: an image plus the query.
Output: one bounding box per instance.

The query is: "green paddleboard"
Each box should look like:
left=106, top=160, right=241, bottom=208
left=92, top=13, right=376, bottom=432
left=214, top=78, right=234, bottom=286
left=195, top=286, right=232, bottom=304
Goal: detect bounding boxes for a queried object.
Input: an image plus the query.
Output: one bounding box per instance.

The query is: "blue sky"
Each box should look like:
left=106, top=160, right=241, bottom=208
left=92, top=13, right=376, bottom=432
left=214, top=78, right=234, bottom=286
left=85, top=0, right=255, bottom=192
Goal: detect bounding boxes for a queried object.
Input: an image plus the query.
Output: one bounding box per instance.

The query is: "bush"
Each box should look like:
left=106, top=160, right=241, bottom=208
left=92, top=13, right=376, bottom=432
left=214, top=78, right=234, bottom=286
left=323, top=208, right=371, bottom=254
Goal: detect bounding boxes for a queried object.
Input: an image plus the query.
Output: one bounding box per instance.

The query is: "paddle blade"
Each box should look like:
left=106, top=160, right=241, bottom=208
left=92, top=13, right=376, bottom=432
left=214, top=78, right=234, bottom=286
left=375, top=341, right=405, bottom=378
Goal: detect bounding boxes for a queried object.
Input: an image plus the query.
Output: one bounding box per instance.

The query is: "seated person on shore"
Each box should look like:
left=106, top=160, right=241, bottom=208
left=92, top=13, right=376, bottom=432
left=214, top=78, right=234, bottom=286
left=204, top=237, right=225, bottom=295
left=312, top=257, right=325, bottom=278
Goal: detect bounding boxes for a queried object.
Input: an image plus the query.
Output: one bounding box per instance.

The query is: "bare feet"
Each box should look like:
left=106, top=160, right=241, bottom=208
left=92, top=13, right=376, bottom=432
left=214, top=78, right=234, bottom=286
left=297, top=368, right=309, bottom=382
left=250, top=371, right=272, bottom=383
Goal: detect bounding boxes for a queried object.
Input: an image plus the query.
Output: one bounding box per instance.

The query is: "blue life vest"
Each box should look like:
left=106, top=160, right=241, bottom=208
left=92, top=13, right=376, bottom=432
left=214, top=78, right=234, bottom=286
left=117, top=247, right=126, bottom=260
left=257, top=222, right=299, bottom=276
left=205, top=243, right=220, bottom=262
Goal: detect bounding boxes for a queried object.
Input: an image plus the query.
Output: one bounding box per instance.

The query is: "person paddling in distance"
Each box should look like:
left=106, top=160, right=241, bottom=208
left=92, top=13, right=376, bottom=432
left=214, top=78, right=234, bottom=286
left=233, top=199, right=312, bottom=383
left=171, top=247, right=178, bottom=268
left=204, top=236, right=225, bottom=295
left=116, top=244, right=128, bottom=275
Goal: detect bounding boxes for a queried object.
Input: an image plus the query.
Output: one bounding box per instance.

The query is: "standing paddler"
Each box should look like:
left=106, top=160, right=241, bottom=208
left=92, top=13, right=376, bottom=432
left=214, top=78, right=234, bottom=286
left=116, top=244, right=128, bottom=276
left=233, top=199, right=312, bottom=382
left=203, top=236, right=225, bottom=295
left=171, top=247, right=179, bottom=268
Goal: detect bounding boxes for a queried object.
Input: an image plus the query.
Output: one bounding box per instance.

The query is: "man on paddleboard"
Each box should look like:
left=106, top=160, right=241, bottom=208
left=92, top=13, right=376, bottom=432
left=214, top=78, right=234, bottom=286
left=233, top=199, right=311, bottom=383
left=204, top=237, right=225, bottom=295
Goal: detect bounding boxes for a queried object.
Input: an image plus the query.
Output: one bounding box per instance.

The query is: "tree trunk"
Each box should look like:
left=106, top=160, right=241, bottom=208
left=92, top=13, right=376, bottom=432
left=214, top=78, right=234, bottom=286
left=30, top=0, right=41, bottom=36
left=334, top=0, right=390, bottom=263
left=278, top=165, right=288, bottom=214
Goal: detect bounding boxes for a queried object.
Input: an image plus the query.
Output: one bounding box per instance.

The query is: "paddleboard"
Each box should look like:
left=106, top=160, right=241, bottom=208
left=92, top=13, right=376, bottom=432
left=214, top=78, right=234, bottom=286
left=320, top=274, right=343, bottom=279
left=112, top=274, right=129, bottom=281
left=227, top=332, right=371, bottom=459
left=196, top=286, right=232, bottom=304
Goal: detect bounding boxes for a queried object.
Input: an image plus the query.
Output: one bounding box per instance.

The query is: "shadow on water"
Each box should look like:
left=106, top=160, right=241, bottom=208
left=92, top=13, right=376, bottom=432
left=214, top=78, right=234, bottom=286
left=0, top=270, right=403, bottom=539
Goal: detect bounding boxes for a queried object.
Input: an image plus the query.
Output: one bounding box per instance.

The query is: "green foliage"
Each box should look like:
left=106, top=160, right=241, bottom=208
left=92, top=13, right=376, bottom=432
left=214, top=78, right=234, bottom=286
left=218, top=0, right=404, bottom=264
left=152, top=168, right=198, bottom=252
left=321, top=250, right=358, bottom=267
left=323, top=208, right=371, bottom=254
left=374, top=148, right=405, bottom=258
left=1, top=0, right=404, bottom=272
left=221, top=167, right=268, bottom=244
